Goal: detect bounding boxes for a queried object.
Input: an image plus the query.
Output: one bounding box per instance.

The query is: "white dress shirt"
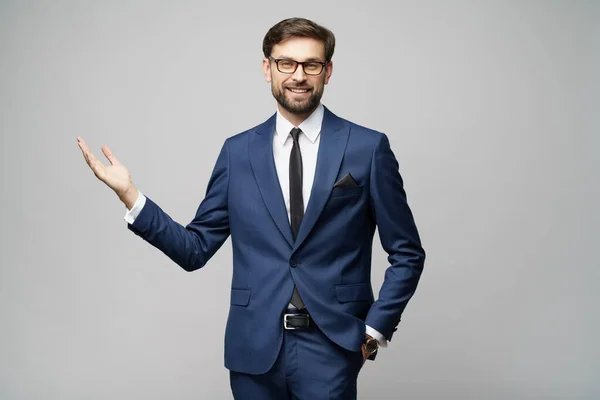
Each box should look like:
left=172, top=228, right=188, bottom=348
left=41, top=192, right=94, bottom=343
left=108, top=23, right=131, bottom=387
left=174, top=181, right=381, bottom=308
left=124, top=103, right=387, bottom=347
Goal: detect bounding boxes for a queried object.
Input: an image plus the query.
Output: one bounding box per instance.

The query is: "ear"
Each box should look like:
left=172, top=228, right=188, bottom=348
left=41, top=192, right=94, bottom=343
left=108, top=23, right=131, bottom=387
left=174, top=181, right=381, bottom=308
left=324, top=60, right=333, bottom=85
left=262, top=58, right=272, bottom=83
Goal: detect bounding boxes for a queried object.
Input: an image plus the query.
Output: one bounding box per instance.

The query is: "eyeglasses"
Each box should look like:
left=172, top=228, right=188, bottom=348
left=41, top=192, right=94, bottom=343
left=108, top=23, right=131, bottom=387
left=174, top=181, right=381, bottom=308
left=269, top=57, right=327, bottom=76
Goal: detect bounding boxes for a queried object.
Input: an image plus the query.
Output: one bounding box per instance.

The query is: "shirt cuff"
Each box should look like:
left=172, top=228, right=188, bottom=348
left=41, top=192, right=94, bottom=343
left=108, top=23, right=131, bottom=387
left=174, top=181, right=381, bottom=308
left=124, top=190, right=146, bottom=224
left=366, top=325, right=388, bottom=348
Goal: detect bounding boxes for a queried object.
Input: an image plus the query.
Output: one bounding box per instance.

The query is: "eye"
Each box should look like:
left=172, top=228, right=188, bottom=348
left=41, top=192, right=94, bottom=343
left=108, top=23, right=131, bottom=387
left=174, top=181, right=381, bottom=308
left=279, top=60, right=295, bottom=68
left=304, top=63, right=320, bottom=71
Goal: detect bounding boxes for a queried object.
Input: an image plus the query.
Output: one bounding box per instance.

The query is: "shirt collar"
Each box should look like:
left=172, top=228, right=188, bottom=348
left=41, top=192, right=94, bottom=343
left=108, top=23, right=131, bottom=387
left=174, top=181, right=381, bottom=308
left=275, top=103, right=324, bottom=146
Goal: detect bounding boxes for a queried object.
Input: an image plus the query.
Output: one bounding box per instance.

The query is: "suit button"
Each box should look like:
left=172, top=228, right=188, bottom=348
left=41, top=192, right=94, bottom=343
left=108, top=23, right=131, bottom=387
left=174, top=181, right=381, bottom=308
left=289, top=258, right=298, bottom=268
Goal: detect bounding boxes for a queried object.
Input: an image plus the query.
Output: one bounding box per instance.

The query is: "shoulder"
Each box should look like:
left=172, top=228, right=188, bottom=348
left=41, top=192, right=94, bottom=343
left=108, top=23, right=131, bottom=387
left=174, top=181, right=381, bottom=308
left=326, top=107, right=386, bottom=147
left=225, top=113, right=276, bottom=145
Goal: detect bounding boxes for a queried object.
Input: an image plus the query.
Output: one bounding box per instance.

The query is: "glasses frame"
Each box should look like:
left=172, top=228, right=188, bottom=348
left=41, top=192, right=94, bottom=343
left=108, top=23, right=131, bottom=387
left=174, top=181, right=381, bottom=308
left=268, top=57, right=327, bottom=76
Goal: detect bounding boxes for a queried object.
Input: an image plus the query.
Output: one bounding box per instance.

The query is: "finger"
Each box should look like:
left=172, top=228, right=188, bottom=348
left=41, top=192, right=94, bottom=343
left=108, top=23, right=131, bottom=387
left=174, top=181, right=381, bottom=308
left=77, top=139, right=105, bottom=173
left=77, top=137, right=91, bottom=156
left=77, top=137, right=89, bottom=151
left=79, top=141, right=97, bottom=166
left=79, top=139, right=97, bottom=163
left=77, top=140, right=91, bottom=164
left=101, top=145, right=121, bottom=166
left=88, top=151, right=105, bottom=172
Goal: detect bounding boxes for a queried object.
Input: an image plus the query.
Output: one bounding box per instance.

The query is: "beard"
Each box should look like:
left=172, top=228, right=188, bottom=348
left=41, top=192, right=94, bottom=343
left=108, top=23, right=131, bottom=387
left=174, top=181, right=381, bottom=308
left=271, top=81, right=324, bottom=116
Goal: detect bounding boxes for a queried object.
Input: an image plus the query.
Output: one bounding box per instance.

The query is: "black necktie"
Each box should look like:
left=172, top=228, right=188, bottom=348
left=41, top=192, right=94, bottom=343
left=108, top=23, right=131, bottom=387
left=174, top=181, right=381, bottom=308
left=289, top=127, right=305, bottom=310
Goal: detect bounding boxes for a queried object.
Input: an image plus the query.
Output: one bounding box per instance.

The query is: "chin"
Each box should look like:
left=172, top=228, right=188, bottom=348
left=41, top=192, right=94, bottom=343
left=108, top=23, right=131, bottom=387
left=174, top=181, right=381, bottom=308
left=288, top=100, right=311, bottom=111
left=290, top=104, right=315, bottom=116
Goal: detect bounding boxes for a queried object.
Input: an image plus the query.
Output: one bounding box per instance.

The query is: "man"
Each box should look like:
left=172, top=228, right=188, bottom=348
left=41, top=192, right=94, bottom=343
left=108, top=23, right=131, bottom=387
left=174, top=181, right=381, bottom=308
left=78, top=17, right=425, bottom=399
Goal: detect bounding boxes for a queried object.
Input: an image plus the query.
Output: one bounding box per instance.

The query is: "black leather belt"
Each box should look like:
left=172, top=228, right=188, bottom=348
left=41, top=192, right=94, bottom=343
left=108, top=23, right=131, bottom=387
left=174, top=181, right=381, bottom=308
left=283, top=312, right=312, bottom=330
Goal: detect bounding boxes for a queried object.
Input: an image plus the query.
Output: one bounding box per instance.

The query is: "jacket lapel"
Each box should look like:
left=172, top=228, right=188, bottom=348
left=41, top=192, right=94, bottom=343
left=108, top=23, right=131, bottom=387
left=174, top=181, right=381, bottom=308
left=293, top=107, right=349, bottom=252
left=248, top=113, right=294, bottom=248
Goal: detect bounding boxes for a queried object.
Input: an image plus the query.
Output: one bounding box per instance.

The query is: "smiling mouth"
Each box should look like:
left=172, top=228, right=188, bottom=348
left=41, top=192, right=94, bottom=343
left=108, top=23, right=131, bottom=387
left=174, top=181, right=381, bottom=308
left=287, top=88, right=311, bottom=94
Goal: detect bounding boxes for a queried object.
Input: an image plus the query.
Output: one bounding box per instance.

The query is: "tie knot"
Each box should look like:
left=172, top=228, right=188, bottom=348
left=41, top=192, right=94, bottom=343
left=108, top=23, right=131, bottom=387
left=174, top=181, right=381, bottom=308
left=290, top=127, right=302, bottom=141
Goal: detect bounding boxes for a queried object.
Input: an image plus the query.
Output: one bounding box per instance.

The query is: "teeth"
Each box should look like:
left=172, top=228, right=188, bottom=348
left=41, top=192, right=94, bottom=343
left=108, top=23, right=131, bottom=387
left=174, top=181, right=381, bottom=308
left=289, top=89, right=308, bottom=93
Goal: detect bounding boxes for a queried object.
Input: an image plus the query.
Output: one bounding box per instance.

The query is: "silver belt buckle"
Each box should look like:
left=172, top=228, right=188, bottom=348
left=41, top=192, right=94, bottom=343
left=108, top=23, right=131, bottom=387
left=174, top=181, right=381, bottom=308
left=284, top=313, right=302, bottom=330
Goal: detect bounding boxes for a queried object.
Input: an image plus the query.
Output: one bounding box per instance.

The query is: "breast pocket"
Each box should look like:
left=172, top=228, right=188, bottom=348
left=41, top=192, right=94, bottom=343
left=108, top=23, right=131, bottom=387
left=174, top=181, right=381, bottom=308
left=330, top=185, right=364, bottom=198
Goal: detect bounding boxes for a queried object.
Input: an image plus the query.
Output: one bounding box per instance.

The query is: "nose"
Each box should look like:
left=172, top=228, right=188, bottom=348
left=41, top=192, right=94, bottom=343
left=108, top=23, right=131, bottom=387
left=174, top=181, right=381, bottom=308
left=291, top=64, right=307, bottom=83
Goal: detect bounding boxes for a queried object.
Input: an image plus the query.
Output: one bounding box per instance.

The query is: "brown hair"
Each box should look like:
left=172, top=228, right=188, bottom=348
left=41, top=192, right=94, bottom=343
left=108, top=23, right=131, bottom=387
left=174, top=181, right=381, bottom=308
left=262, top=17, right=336, bottom=62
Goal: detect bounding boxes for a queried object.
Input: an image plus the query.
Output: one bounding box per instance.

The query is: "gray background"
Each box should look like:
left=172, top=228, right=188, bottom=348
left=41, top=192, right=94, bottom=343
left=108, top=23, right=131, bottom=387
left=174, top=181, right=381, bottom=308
left=1, top=0, right=598, bottom=399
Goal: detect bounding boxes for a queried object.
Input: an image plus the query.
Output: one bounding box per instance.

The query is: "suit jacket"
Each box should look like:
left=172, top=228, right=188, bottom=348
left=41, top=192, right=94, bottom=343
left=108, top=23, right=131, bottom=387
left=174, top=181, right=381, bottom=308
left=127, top=106, right=425, bottom=374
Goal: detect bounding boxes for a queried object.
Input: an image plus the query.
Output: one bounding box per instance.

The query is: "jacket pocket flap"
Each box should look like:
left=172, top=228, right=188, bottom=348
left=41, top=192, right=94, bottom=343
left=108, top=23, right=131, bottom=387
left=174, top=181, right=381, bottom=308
left=331, top=185, right=364, bottom=198
left=231, top=289, right=251, bottom=306
left=335, top=283, right=372, bottom=303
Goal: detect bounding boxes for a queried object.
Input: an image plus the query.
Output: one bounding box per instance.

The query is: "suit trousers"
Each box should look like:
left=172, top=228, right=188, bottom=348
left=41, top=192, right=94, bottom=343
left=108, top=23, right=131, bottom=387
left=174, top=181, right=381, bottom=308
left=229, top=321, right=363, bottom=399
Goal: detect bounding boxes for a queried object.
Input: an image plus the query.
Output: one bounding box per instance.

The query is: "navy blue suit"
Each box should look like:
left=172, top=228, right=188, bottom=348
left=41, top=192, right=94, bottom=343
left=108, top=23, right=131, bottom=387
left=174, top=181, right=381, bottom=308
left=127, top=107, right=425, bottom=381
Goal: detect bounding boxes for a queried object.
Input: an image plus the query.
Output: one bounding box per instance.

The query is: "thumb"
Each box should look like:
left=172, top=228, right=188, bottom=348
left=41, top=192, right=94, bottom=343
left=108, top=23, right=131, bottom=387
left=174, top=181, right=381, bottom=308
left=101, top=145, right=121, bottom=166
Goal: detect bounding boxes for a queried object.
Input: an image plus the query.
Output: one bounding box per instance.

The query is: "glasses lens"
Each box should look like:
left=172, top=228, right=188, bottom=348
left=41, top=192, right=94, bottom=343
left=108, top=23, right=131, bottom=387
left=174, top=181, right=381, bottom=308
left=303, top=62, right=323, bottom=75
left=277, top=60, right=297, bottom=73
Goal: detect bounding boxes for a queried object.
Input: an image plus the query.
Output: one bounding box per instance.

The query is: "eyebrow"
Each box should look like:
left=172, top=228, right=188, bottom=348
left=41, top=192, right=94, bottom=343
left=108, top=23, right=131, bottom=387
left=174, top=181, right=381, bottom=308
left=276, top=56, right=325, bottom=63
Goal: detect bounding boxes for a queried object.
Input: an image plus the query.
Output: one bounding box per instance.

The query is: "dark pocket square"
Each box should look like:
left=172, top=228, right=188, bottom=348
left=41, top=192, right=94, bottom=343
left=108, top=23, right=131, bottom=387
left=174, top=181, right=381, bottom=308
left=333, top=173, right=358, bottom=188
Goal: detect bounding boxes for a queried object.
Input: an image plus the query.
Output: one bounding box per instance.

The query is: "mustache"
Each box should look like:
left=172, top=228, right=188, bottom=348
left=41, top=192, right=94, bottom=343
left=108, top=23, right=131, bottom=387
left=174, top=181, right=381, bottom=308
left=285, top=85, right=312, bottom=90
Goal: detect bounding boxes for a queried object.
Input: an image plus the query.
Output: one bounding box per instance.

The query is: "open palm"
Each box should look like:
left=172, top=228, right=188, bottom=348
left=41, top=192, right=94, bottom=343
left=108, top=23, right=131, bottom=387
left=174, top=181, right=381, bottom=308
left=77, top=137, right=132, bottom=196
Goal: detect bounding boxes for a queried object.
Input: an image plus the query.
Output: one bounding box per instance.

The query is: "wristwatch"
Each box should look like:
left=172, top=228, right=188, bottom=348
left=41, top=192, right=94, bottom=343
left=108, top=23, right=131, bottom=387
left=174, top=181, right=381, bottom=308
left=363, top=334, right=379, bottom=361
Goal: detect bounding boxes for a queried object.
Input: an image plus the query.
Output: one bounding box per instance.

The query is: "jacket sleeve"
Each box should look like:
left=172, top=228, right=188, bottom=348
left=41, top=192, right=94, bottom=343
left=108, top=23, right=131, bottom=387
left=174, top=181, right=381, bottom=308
left=364, top=133, right=426, bottom=341
left=127, top=139, right=231, bottom=272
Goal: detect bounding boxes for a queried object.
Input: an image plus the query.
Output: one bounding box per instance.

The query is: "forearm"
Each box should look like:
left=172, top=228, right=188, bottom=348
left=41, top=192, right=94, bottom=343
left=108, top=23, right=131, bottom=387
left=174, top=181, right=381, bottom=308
left=365, top=248, right=424, bottom=339
left=127, top=196, right=229, bottom=271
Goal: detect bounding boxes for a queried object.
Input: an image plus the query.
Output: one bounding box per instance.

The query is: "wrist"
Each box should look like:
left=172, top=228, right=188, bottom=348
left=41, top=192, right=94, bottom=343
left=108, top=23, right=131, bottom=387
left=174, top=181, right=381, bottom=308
left=119, top=184, right=138, bottom=210
left=363, top=334, right=379, bottom=361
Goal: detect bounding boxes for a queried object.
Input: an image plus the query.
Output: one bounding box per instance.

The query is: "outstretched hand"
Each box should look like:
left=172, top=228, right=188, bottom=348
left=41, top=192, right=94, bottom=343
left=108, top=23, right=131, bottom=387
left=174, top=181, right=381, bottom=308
left=77, top=137, right=138, bottom=209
